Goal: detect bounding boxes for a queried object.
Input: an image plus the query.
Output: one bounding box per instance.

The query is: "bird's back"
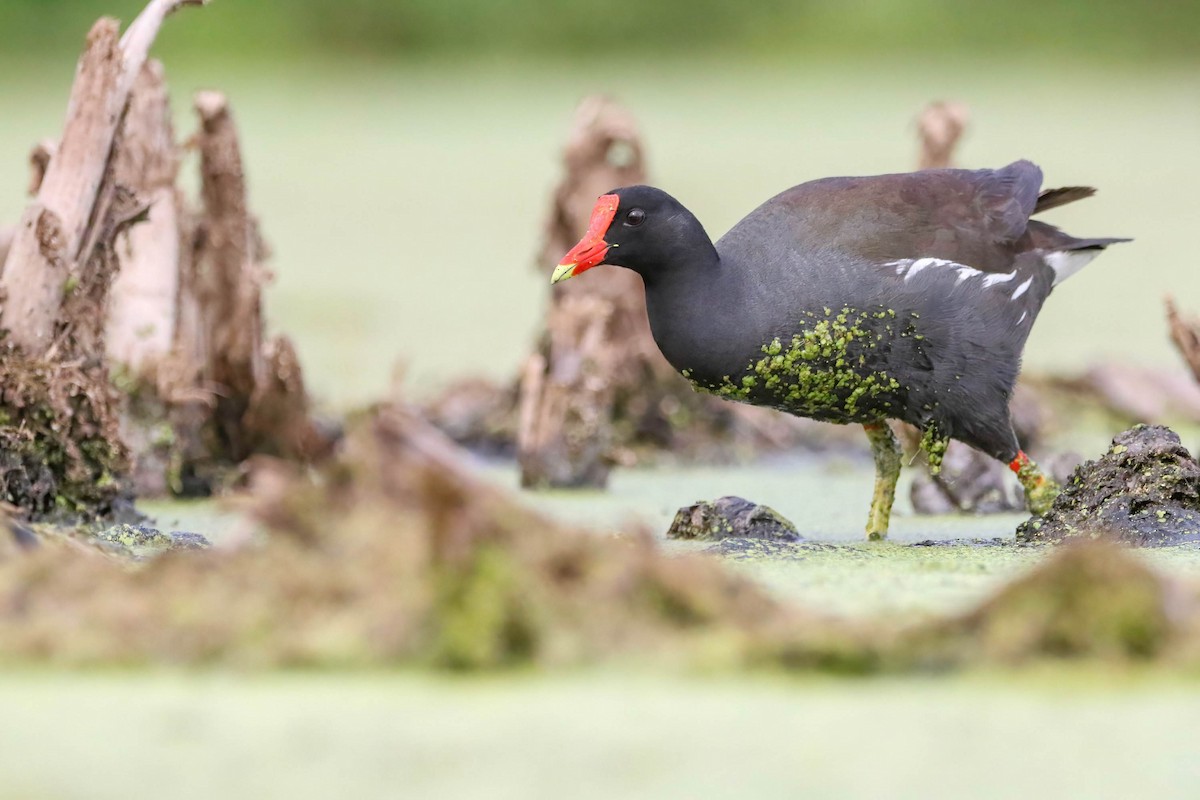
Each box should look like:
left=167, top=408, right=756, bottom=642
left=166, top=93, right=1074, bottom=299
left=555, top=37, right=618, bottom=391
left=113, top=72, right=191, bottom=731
left=692, top=161, right=1126, bottom=458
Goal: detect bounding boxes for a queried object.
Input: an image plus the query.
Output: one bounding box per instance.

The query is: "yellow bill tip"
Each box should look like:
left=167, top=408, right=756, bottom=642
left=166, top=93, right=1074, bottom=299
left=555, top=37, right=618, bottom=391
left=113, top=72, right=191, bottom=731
left=550, top=262, right=577, bottom=285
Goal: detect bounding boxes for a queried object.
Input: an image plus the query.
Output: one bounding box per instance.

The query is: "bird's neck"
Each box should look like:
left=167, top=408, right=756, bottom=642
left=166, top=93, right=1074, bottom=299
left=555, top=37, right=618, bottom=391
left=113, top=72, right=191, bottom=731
left=643, top=247, right=753, bottom=383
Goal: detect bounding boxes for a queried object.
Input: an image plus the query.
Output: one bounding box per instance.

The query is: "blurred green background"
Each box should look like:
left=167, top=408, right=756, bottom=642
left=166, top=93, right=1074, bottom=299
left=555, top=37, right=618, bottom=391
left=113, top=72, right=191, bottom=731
left=1, top=0, right=1197, bottom=61
left=0, top=1, right=1197, bottom=409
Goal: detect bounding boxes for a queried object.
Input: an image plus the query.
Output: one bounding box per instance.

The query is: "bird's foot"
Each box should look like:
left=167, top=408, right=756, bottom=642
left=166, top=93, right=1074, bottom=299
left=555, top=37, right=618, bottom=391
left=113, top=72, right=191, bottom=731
left=1009, top=451, right=1061, bottom=515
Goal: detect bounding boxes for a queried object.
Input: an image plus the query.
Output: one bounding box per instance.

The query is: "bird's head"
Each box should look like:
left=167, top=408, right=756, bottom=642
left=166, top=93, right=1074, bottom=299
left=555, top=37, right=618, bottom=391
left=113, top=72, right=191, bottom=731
left=551, top=185, right=706, bottom=285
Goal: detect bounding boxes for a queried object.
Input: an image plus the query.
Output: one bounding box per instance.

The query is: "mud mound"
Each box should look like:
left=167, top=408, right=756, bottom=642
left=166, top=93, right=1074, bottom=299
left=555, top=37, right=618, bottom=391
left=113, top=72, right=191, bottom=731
left=908, top=540, right=1195, bottom=665
left=0, top=404, right=857, bottom=669
left=667, top=496, right=802, bottom=542
left=1016, top=425, right=1200, bottom=546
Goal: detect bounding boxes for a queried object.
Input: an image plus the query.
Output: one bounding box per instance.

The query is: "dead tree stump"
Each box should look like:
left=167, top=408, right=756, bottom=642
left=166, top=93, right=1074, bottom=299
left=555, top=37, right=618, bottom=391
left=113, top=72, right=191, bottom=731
left=164, top=91, right=327, bottom=492
left=0, top=0, right=321, bottom=507
left=0, top=1, right=205, bottom=519
left=917, top=102, right=969, bottom=170
left=517, top=96, right=654, bottom=488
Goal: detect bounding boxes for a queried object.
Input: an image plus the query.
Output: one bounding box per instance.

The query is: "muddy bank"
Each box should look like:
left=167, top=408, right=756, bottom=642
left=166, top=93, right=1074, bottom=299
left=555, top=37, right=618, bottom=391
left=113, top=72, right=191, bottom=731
left=4, top=408, right=1200, bottom=674
left=0, top=404, right=853, bottom=669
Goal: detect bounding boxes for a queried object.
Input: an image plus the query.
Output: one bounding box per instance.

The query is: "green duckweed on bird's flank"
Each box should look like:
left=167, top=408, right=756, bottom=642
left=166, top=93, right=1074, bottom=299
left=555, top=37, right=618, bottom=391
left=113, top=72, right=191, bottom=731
left=689, top=307, right=906, bottom=420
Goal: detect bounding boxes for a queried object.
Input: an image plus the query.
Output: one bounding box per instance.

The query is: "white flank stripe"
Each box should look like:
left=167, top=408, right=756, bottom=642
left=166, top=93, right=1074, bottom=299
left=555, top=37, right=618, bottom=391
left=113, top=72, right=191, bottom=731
left=1018, top=310, right=1028, bottom=324
left=883, top=257, right=985, bottom=283
left=1011, top=276, right=1034, bottom=300
left=884, top=258, right=1022, bottom=293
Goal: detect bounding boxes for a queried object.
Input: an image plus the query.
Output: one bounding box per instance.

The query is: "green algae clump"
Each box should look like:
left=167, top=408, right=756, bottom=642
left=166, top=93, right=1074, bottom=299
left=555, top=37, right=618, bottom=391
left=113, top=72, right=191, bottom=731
left=691, top=306, right=905, bottom=422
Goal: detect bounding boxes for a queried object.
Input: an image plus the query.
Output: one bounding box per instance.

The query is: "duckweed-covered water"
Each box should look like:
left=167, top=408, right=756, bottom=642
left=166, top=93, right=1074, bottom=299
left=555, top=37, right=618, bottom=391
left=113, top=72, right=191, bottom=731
left=4, top=55, right=1200, bottom=798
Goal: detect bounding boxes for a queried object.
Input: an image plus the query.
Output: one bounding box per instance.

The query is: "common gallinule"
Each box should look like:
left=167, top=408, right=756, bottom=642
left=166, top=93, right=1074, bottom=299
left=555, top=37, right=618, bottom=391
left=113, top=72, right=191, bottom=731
left=551, top=161, right=1128, bottom=539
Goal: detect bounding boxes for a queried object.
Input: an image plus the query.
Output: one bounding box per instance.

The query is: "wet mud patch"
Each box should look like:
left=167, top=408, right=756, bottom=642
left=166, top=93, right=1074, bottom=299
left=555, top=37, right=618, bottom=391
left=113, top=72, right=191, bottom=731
left=1017, top=425, right=1200, bottom=546
left=910, top=537, right=1022, bottom=548
left=703, top=538, right=843, bottom=561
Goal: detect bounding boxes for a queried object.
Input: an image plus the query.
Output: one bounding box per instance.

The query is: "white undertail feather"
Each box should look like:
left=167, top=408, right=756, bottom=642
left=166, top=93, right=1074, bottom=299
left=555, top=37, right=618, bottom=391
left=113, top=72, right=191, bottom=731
left=1044, top=249, right=1100, bottom=286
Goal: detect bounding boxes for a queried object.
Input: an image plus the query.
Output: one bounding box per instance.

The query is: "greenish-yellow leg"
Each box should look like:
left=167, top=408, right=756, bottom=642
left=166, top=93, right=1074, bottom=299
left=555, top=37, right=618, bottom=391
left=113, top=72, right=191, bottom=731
left=863, top=422, right=902, bottom=541
left=1009, top=450, right=1061, bottom=515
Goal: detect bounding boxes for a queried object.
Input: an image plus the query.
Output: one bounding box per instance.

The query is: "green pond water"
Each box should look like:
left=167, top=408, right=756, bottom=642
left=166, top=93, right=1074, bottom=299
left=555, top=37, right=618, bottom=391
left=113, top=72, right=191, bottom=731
left=4, top=55, right=1200, bottom=797
left=3, top=672, right=1200, bottom=800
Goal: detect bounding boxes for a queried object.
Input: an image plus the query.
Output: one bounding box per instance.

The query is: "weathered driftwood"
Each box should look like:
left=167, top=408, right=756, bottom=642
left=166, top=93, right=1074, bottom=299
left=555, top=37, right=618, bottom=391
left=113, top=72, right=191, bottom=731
left=916, top=101, right=969, bottom=170
left=176, top=90, right=269, bottom=463
left=1167, top=297, right=1200, bottom=386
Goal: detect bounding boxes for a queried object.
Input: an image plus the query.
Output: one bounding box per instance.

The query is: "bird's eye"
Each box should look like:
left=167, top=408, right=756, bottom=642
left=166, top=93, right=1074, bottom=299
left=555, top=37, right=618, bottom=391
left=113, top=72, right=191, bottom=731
left=625, top=208, right=646, bottom=227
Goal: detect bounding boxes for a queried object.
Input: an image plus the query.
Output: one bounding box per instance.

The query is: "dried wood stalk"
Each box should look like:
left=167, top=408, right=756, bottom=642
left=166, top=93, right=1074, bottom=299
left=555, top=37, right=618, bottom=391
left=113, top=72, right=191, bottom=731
left=0, top=1, right=205, bottom=517
left=0, top=228, right=12, bottom=275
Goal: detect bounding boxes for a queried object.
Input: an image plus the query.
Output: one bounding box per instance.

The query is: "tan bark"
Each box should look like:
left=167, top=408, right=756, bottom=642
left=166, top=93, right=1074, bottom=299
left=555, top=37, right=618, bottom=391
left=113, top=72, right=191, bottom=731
left=27, top=140, right=56, bottom=197
left=517, top=295, right=621, bottom=487
left=106, top=60, right=183, bottom=375
left=917, top=101, right=969, bottom=170
left=0, top=1, right=205, bottom=356
left=1167, top=297, right=1200, bottom=385
left=0, top=228, right=12, bottom=276
left=172, top=90, right=267, bottom=463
